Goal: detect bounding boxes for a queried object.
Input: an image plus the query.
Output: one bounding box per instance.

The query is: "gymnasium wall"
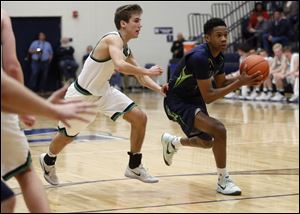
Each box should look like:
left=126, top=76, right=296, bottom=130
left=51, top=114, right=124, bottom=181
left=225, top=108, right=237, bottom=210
left=2, top=1, right=230, bottom=83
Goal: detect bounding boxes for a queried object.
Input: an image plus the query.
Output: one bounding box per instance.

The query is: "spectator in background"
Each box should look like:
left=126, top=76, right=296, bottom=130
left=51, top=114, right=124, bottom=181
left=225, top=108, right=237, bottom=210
left=247, top=2, right=270, bottom=48
left=262, top=8, right=291, bottom=55
left=56, top=37, right=79, bottom=83
left=28, top=32, right=53, bottom=92
left=170, top=32, right=185, bottom=59
left=262, top=43, right=288, bottom=102
left=283, top=46, right=299, bottom=103
left=283, top=1, right=299, bottom=25
left=283, top=1, right=299, bottom=42
left=224, top=43, right=255, bottom=99
left=82, top=45, right=93, bottom=66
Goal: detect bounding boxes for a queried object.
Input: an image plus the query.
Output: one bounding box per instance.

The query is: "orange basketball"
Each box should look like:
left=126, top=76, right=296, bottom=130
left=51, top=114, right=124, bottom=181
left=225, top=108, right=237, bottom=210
left=240, top=55, right=269, bottom=81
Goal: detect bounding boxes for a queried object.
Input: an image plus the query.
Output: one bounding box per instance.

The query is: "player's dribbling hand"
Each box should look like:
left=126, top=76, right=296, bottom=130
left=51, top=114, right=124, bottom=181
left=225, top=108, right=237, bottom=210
left=239, top=65, right=263, bottom=86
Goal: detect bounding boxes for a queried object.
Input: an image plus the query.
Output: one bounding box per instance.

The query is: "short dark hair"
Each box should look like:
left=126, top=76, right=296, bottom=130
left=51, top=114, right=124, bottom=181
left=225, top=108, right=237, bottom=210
left=204, top=18, right=227, bottom=35
left=283, top=46, right=292, bottom=52
left=114, top=4, right=143, bottom=30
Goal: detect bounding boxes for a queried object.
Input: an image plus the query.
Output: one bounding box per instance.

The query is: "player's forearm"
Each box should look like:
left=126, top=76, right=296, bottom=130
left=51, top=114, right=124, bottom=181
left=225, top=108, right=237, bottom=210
left=1, top=73, right=58, bottom=118
left=137, top=75, right=161, bottom=93
left=116, top=60, right=149, bottom=76
left=204, top=80, right=242, bottom=104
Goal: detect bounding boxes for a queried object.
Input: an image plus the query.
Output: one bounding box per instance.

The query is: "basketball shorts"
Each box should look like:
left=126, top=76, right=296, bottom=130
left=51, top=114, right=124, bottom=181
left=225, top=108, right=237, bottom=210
left=58, top=82, right=137, bottom=137
left=163, top=94, right=212, bottom=140
left=1, top=112, right=32, bottom=180
left=1, top=180, right=14, bottom=202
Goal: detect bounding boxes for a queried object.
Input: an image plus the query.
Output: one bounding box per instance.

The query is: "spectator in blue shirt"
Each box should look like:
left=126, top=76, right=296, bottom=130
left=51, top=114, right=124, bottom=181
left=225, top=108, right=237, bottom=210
left=262, top=8, right=291, bottom=55
left=28, top=32, right=53, bottom=92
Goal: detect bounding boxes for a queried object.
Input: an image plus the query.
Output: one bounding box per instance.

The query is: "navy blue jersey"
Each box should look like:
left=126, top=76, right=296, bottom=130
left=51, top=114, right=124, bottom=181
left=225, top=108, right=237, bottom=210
left=168, top=43, right=225, bottom=98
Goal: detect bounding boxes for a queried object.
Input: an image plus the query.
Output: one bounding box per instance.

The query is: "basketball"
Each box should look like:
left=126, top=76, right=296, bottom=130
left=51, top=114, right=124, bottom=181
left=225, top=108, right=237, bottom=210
left=240, top=55, right=269, bottom=81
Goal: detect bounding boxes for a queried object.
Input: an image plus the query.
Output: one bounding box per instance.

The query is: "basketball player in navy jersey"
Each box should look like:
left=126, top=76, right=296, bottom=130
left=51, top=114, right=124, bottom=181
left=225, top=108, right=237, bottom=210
left=40, top=4, right=166, bottom=185
left=161, top=18, right=263, bottom=195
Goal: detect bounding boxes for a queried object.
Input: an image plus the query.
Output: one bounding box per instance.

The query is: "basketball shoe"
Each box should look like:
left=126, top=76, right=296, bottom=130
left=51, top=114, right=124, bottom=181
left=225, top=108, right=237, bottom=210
left=39, top=153, right=59, bottom=185
left=161, top=133, right=178, bottom=166
left=217, top=176, right=242, bottom=195
left=124, top=164, right=159, bottom=183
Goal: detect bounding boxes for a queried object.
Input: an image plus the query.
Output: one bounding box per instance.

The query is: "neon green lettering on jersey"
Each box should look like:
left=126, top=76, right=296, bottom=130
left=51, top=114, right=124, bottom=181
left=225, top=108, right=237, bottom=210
left=174, top=66, right=193, bottom=88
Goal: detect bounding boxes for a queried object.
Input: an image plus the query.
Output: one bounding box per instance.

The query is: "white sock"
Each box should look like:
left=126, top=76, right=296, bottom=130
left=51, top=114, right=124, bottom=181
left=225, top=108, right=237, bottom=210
left=217, top=168, right=229, bottom=183
left=47, top=150, right=57, bottom=158
left=171, top=137, right=182, bottom=149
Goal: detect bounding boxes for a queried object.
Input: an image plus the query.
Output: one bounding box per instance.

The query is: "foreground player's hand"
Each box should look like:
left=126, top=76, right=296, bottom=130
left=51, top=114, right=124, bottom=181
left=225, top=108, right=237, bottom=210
left=47, top=82, right=71, bottom=104
left=53, top=100, right=97, bottom=128
left=19, top=114, right=36, bottom=127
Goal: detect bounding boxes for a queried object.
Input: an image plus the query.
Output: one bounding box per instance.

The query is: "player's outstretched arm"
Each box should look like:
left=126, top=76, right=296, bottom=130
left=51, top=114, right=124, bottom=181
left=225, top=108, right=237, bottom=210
left=1, top=71, right=96, bottom=127
left=107, top=35, right=163, bottom=77
left=126, top=55, right=166, bottom=96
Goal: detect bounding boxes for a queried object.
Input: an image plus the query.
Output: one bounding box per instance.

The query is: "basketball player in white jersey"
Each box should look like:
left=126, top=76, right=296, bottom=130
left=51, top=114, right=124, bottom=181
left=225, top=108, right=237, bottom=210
left=40, top=4, right=166, bottom=185
left=1, top=8, right=97, bottom=212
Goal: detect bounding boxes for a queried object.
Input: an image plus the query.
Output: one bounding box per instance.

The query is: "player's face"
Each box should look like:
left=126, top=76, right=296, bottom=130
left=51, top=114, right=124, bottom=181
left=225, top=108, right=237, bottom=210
left=208, top=26, right=228, bottom=51
left=125, top=13, right=142, bottom=38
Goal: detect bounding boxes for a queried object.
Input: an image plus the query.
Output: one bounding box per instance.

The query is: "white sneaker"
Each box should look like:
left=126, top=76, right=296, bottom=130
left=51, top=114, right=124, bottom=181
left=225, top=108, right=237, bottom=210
left=224, top=92, right=237, bottom=99
left=271, top=92, right=286, bottom=102
left=289, top=94, right=299, bottom=103
left=124, top=164, right=159, bottom=183
left=161, top=133, right=178, bottom=166
left=217, top=176, right=241, bottom=196
left=246, top=91, right=258, bottom=100
left=39, top=153, right=59, bottom=185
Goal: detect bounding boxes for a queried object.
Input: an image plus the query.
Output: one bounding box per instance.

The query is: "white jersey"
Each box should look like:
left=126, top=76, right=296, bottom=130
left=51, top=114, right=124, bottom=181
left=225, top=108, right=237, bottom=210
left=77, top=31, right=131, bottom=96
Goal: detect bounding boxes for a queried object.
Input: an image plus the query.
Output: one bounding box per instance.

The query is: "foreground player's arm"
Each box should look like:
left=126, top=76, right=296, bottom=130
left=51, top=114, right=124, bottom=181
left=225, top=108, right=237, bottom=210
left=1, top=71, right=96, bottom=127
left=126, top=55, right=166, bottom=96
left=107, top=35, right=163, bottom=77
left=1, top=9, right=24, bottom=84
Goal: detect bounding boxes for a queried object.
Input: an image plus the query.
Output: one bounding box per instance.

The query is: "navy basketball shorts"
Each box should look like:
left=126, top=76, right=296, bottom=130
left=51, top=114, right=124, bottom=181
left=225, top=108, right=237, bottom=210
left=163, top=95, right=213, bottom=141
left=1, top=180, right=14, bottom=202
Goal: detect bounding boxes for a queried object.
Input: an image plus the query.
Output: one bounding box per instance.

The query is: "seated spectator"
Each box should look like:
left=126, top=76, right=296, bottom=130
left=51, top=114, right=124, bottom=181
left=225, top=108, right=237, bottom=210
left=82, top=45, right=93, bottom=66
left=262, top=8, right=291, bottom=55
left=251, top=49, right=274, bottom=101
left=283, top=1, right=299, bottom=26
left=56, top=37, right=79, bottom=83
left=261, top=43, right=288, bottom=102
left=170, top=32, right=185, bottom=59
left=283, top=46, right=299, bottom=102
left=246, top=2, right=270, bottom=48
left=224, top=44, right=255, bottom=99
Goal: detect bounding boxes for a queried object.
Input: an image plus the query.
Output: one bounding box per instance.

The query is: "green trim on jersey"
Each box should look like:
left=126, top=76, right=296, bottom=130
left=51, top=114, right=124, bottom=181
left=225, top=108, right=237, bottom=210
left=174, top=66, right=193, bottom=88
left=111, top=102, right=137, bottom=121
left=74, top=80, right=92, bottom=95
left=2, top=152, right=32, bottom=181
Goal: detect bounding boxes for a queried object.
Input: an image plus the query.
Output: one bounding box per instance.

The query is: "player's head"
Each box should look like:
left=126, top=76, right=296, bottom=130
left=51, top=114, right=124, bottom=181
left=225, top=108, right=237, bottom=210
left=272, top=43, right=283, bottom=57
left=283, top=46, right=293, bottom=59
left=114, top=4, right=143, bottom=38
left=204, top=18, right=227, bottom=51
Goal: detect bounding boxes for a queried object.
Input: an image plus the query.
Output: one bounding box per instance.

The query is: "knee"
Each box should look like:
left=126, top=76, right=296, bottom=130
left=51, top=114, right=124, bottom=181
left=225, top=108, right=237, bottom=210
left=127, top=109, right=147, bottom=126
left=137, top=110, right=147, bottom=126
left=213, top=122, right=227, bottom=139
